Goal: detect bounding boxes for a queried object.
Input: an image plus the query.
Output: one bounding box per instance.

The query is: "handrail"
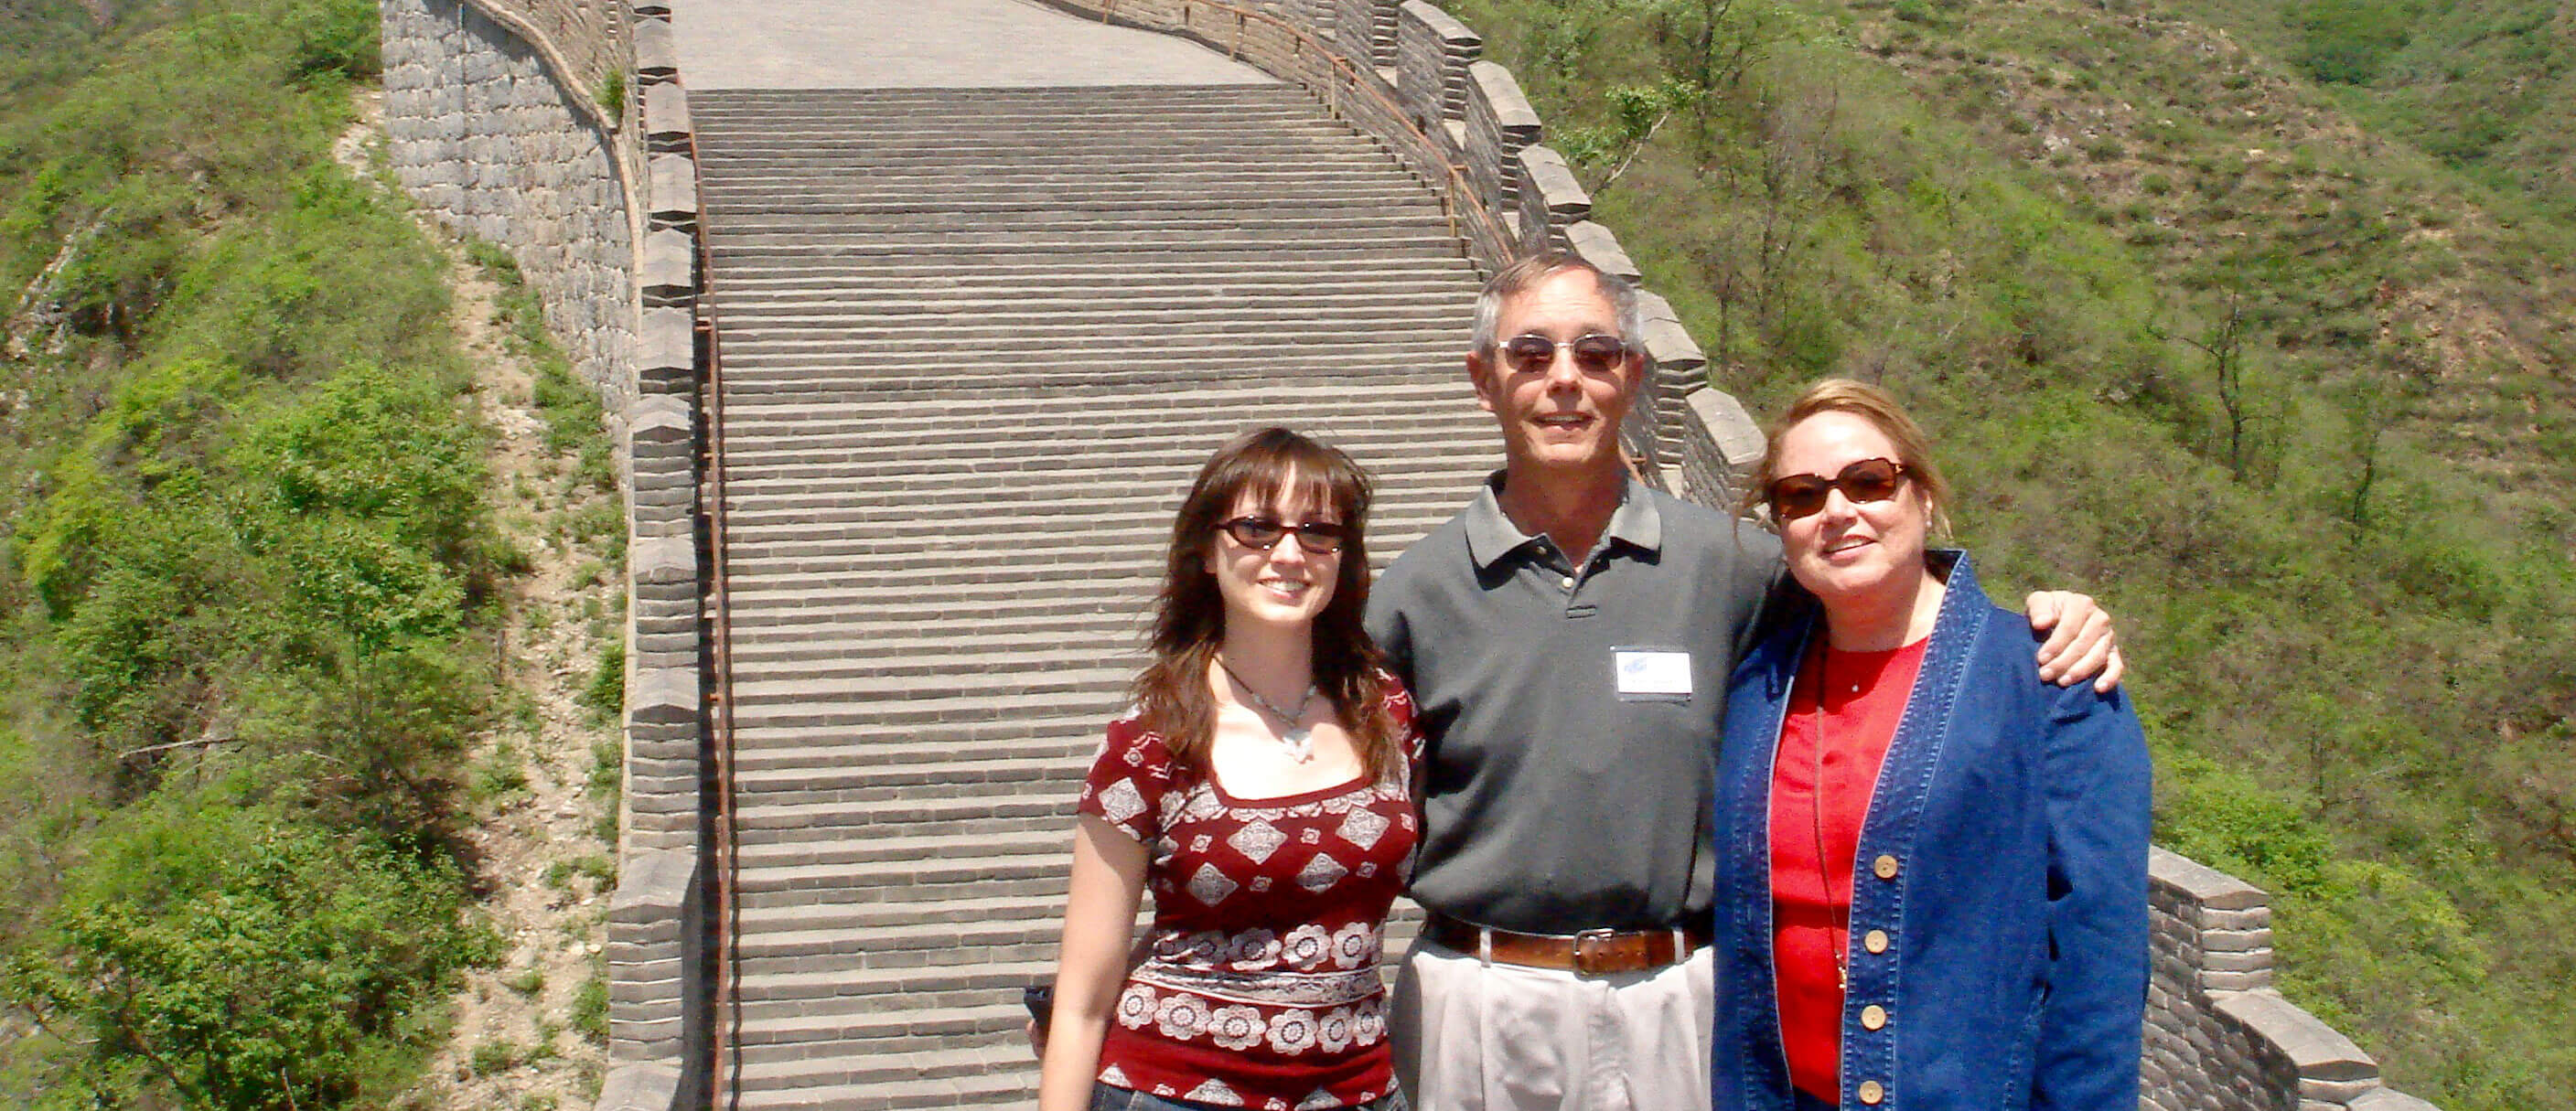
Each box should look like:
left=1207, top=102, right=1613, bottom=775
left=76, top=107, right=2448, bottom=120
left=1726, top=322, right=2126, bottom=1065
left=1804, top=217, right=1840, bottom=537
left=1088, top=0, right=1513, bottom=268
left=690, top=138, right=745, bottom=1110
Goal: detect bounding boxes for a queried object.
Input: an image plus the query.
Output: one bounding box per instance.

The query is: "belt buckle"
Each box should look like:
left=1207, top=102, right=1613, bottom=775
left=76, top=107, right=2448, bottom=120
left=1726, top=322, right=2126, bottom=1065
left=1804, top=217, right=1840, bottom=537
left=1572, top=927, right=1620, bottom=977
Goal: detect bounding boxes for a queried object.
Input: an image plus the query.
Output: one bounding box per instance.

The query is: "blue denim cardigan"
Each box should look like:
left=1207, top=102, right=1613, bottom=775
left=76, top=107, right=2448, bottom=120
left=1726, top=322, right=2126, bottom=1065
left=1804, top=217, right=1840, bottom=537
left=1711, top=552, right=2151, bottom=1111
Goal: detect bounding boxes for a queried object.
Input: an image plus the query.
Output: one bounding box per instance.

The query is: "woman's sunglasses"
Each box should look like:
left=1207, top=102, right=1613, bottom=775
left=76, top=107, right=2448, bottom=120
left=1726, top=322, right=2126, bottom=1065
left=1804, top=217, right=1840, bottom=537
left=1766, top=458, right=1912, bottom=520
left=1218, top=516, right=1350, bottom=555
left=1497, top=332, right=1632, bottom=375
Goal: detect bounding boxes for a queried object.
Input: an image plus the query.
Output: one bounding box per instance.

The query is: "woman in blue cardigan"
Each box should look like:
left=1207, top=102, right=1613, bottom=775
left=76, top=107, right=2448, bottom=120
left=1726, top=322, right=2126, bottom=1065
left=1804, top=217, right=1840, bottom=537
left=1712, top=379, right=2152, bottom=1111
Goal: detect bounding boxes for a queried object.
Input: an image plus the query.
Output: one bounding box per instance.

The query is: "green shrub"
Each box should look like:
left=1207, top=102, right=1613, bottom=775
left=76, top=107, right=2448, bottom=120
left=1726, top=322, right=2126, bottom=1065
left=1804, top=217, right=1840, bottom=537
left=3, top=793, right=485, bottom=1108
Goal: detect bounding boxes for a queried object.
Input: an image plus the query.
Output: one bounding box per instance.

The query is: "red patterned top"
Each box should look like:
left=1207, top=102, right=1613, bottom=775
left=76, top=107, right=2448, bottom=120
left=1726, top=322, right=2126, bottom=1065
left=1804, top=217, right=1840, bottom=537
left=1077, top=681, right=1421, bottom=1111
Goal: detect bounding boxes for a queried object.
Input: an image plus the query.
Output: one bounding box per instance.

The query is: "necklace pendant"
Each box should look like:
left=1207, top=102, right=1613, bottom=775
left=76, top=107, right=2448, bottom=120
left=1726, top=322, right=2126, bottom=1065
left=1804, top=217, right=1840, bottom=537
left=1281, top=725, right=1315, bottom=763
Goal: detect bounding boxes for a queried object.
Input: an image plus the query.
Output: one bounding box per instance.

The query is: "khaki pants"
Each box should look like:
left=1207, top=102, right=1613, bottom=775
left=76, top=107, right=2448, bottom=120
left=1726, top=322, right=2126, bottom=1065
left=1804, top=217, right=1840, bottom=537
left=1390, top=936, right=1714, bottom=1111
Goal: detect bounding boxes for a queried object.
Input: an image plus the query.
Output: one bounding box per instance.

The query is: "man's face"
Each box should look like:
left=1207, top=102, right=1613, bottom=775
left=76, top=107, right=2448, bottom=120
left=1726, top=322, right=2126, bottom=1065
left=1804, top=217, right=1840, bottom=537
left=1469, top=267, right=1642, bottom=481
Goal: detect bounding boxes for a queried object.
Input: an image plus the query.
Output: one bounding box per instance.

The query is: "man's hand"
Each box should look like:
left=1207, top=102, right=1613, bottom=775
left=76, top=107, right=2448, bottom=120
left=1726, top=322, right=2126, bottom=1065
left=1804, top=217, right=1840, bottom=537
left=1025, top=1018, right=1047, bottom=1060
left=2026, top=591, right=2123, bottom=692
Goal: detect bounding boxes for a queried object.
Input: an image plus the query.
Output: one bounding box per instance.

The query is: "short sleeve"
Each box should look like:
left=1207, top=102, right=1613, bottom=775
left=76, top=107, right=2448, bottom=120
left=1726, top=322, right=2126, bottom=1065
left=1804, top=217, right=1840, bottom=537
left=1378, top=670, right=1424, bottom=786
left=1077, top=715, right=1174, bottom=845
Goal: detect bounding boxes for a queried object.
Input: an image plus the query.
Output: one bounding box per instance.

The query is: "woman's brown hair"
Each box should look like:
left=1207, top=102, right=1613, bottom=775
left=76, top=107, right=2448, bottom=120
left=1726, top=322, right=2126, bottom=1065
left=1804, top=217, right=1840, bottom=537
left=1130, top=427, right=1406, bottom=785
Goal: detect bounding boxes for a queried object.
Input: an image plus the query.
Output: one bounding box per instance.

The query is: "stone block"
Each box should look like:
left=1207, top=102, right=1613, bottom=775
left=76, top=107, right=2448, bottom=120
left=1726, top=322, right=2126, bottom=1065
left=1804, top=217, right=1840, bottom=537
left=628, top=665, right=698, bottom=727
left=1517, top=144, right=1591, bottom=229
left=1689, top=388, right=1766, bottom=475
left=643, top=82, right=691, bottom=152
left=594, top=1064, right=683, bottom=1111
left=609, top=848, right=694, bottom=934
left=629, top=393, right=693, bottom=450
left=640, top=228, right=696, bottom=306
left=632, top=534, right=696, bottom=588
left=1564, top=221, right=1640, bottom=283
left=1467, top=60, right=1540, bottom=142
left=2153, top=847, right=2273, bottom=912
left=649, top=153, right=697, bottom=230
left=632, top=17, right=676, bottom=81
left=636, top=303, right=698, bottom=391
left=2203, top=927, right=2275, bottom=953
left=2202, top=949, right=2272, bottom=973
left=2215, top=991, right=2377, bottom=1084
left=2346, top=1088, right=2442, bottom=1111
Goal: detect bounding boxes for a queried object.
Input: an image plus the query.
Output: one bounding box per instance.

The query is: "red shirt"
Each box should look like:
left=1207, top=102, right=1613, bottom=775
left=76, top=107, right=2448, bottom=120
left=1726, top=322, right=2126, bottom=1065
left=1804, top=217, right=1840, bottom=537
left=1769, top=637, right=1927, bottom=1104
left=1076, top=683, right=1421, bottom=1111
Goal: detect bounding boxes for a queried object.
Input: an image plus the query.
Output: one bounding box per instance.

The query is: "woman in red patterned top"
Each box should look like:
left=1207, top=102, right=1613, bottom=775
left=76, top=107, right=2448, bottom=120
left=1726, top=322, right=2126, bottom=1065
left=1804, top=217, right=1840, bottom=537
left=1038, top=427, right=1421, bottom=1111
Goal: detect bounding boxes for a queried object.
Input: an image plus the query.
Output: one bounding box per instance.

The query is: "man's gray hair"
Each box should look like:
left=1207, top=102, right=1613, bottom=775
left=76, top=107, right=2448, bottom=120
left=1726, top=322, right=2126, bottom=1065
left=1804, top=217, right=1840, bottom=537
left=1470, top=251, right=1647, bottom=355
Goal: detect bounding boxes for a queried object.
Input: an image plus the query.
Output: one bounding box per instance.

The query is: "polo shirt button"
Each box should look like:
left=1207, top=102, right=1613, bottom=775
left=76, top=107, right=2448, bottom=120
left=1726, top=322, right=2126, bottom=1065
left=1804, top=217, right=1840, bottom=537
left=1861, top=1004, right=1887, bottom=1031
left=1863, top=929, right=1889, bottom=955
left=1560, top=575, right=1576, bottom=590
left=1873, top=854, right=1900, bottom=880
left=1858, top=1080, right=1886, bottom=1105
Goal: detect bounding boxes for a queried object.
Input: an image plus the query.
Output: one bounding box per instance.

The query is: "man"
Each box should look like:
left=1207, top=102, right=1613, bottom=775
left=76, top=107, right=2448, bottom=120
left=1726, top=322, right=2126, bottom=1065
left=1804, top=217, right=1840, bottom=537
left=1366, top=251, right=2119, bottom=1111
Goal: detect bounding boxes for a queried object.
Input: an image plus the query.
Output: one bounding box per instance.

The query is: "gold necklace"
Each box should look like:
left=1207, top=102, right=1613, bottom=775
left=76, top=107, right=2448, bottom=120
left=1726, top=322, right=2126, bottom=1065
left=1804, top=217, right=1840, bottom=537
left=1811, top=646, right=1850, bottom=993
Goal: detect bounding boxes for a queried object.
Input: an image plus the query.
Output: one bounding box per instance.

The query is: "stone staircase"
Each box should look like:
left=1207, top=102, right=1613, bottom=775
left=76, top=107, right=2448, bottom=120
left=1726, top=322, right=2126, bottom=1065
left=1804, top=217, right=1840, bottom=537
left=695, top=83, right=1499, bottom=1109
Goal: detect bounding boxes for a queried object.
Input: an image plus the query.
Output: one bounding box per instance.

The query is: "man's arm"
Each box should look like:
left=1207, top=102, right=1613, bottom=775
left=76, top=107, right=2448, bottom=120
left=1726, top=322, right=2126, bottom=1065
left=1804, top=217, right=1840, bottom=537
left=2025, top=592, right=2123, bottom=692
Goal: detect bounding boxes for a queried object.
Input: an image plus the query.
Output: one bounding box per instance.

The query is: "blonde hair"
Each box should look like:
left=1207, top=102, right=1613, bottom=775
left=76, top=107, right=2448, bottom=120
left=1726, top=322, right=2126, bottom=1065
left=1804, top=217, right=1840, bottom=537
left=1740, top=379, right=1952, bottom=535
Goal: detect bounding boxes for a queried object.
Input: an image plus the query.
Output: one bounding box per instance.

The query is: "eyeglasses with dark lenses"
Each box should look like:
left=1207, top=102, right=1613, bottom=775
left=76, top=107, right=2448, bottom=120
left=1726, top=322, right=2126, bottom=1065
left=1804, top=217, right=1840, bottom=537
left=1218, top=517, right=1350, bottom=555
left=1498, top=333, right=1631, bottom=375
left=1766, top=458, right=1911, bottom=520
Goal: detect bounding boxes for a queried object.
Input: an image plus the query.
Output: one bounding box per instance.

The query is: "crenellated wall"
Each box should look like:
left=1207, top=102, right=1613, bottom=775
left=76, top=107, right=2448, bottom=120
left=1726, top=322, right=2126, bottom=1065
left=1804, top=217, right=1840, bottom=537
left=386, top=3, right=2445, bottom=1110
left=380, top=2, right=710, bottom=1109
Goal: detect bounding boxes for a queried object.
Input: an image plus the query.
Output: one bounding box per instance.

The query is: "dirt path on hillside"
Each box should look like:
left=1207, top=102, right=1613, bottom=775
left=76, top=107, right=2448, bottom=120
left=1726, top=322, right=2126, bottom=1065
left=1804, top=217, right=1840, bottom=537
left=338, top=88, right=625, bottom=1111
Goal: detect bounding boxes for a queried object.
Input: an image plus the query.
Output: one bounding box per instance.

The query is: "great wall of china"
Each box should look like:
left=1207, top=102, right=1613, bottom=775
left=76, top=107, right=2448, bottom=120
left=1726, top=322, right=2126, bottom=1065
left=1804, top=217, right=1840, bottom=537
left=374, top=1, right=2443, bottom=1108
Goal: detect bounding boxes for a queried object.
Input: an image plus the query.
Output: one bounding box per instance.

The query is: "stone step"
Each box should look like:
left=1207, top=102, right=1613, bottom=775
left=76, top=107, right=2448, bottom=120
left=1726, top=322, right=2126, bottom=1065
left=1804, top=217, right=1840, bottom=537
left=725, top=689, right=1134, bottom=733
left=733, top=796, right=1076, bottom=842
left=697, top=73, right=1488, bottom=1105
left=700, top=167, right=1427, bottom=194
left=696, top=130, right=1379, bottom=157
left=711, top=426, right=1488, bottom=473
left=703, top=257, right=1473, bottom=286
left=705, top=233, right=1463, bottom=258
left=706, top=243, right=1470, bottom=269
left=734, top=955, right=1058, bottom=1004
left=711, top=215, right=1449, bottom=241
left=699, top=184, right=1432, bottom=209
left=725, top=718, right=1104, bottom=766
left=708, top=278, right=1467, bottom=305
left=708, top=354, right=1469, bottom=390
left=714, top=315, right=1461, bottom=346
left=729, top=1042, right=1031, bottom=1098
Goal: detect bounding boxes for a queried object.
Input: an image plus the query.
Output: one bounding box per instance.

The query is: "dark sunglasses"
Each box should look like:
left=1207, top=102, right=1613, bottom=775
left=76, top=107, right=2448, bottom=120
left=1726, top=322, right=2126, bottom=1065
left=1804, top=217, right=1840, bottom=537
left=1766, top=457, right=1912, bottom=521
left=1498, top=332, right=1632, bottom=375
left=1218, top=516, right=1350, bottom=555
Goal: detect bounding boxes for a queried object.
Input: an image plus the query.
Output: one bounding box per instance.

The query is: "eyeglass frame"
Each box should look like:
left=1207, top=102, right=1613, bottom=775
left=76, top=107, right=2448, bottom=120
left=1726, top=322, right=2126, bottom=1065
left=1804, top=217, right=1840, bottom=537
left=1766, top=457, right=1914, bottom=521
left=1495, top=332, right=1635, bottom=376
left=1217, top=516, right=1351, bottom=556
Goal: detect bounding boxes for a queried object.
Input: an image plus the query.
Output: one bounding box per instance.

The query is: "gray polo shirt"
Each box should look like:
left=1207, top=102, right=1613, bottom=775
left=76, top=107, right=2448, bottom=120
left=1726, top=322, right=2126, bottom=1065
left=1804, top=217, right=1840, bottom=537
left=1366, top=474, right=1785, bottom=935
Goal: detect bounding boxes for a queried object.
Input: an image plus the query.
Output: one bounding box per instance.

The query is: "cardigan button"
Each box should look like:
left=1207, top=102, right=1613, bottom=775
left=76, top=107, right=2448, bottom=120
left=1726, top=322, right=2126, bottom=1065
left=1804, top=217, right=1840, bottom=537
left=1873, top=854, right=1900, bottom=880
left=1858, top=1080, right=1886, bottom=1105
left=1862, top=1003, right=1888, bottom=1031
left=1863, top=929, right=1890, bottom=955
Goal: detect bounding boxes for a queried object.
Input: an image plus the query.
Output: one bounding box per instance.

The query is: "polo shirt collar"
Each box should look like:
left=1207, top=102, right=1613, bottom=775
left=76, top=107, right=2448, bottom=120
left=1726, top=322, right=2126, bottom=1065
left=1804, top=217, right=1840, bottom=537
left=1464, top=470, right=1664, bottom=571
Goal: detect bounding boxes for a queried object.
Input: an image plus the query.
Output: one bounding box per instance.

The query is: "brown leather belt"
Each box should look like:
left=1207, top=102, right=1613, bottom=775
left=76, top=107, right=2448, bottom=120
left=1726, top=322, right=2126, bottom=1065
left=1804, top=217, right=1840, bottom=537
left=1424, top=911, right=1711, bottom=977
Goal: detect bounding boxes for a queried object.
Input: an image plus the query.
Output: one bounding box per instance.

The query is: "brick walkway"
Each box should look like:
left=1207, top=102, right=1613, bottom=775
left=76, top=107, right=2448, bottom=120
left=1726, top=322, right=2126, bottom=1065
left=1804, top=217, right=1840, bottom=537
left=671, top=0, right=1277, bottom=88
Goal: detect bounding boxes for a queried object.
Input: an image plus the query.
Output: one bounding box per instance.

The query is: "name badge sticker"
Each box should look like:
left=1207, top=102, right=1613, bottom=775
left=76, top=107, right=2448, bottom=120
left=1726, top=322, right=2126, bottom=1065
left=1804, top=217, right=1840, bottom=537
left=1613, top=647, right=1693, bottom=701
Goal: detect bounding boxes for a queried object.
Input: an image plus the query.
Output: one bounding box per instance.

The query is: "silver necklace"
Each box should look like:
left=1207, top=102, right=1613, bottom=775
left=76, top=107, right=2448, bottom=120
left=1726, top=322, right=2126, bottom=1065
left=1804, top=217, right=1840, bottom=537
left=1216, top=658, right=1318, bottom=763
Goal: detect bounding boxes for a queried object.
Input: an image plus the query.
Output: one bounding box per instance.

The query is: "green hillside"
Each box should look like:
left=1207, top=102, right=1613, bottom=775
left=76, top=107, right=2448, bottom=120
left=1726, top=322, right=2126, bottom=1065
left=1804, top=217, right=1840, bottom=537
left=0, top=1, right=523, bottom=1104
left=1437, top=0, right=2572, bottom=1106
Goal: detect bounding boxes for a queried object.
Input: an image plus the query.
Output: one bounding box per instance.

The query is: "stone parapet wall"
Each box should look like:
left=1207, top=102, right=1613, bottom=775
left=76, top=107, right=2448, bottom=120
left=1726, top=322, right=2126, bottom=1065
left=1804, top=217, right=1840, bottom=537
left=381, top=0, right=639, bottom=420
left=2145, top=849, right=2439, bottom=1111
left=459, top=0, right=631, bottom=101
left=381, top=2, right=707, bottom=1109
